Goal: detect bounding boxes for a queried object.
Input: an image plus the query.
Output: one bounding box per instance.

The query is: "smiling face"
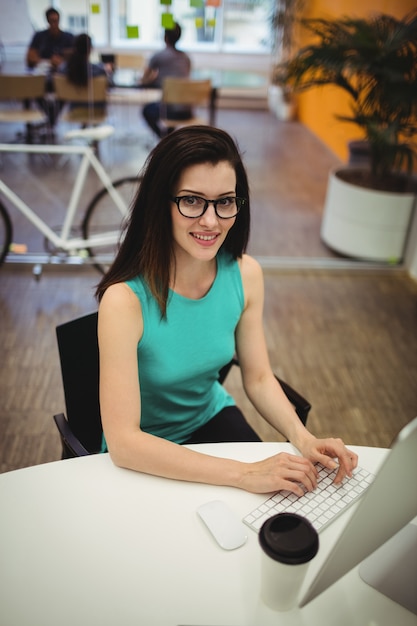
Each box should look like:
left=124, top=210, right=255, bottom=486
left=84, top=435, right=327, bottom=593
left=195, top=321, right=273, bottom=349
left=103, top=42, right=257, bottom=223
left=170, top=161, right=237, bottom=264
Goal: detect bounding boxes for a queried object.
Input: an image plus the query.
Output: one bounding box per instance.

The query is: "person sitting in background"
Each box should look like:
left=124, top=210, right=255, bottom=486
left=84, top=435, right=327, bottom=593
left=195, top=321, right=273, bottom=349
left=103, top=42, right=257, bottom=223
left=141, top=22, right=192, bottom=138
left=26, top=7, right=74, bottom=71
left=57, top=33, right=107, bottom=115
left=26, top=7, right=74, bottom=131
left=58, top=33, right=106, bottom=86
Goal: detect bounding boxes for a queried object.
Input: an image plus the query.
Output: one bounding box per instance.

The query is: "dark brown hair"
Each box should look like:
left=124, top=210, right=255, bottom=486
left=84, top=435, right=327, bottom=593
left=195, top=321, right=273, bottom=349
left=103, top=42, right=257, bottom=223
left=45, top=7, right=59, bottom=22
left=95, top=125, right=251, bottom=316
left=66, top=33, right=92, bottom=86
left=164, top=23, right=182, bottom=47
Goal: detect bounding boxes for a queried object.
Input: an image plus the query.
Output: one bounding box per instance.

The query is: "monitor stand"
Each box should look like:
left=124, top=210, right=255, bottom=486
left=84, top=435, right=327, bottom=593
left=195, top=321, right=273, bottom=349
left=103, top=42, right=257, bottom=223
left=359, top=523, right=417, bottom=615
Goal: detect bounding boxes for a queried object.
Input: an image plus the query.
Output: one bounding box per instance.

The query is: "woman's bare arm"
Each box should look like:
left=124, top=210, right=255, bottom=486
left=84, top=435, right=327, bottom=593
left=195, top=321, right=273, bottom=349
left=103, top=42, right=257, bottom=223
left=236, top=255, right=358, bottom=482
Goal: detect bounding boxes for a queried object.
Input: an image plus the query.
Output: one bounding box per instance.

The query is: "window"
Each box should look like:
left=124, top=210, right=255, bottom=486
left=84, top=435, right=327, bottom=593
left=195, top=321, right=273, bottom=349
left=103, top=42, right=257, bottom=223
left=25, top=0, right=273, bottom=54
left=114, top=0, right=273, bottom=52
left=222, top=0, right=272, bottom=51
left=67, top=15, right=88, bottom=32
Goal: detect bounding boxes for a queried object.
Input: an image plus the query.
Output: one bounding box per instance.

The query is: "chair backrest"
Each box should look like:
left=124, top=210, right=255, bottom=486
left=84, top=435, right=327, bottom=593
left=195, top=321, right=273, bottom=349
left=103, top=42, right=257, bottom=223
left=116, top=53, right=145, bottom=70
left=56, top=311, right=102, bottom=454
left=53, top=74, right=108, bottom=103
left=0, top=74, right=46, bottom=101
left=162, top=77, right=212, bottom=106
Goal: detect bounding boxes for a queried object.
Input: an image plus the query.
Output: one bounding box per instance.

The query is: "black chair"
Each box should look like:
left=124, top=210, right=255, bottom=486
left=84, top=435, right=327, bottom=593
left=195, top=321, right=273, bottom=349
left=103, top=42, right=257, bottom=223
left=54, top=312, right=100, bottom=458
left=53, top=312, right=311, bottom=459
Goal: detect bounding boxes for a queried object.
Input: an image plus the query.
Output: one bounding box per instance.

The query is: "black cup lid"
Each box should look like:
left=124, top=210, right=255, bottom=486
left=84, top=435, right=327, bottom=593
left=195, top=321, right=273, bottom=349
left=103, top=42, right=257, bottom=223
left=259, top=513, right=319, bottom=564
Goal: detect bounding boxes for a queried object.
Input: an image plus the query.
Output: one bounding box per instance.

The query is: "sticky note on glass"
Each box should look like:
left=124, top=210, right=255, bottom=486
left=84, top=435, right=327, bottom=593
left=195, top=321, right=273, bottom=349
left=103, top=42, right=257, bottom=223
left=126, top=25, right=139, bottom=39
left=160, top=0, right=172, bottom=5
left=91, top=4, right=100, bottom=14
left=161, top=13, right=175, bottom=29
left=206, top=0, right=222, bottom=6
left=195, top=17, right=204, bottom=28
left=190, top=0, right=204, bottom=7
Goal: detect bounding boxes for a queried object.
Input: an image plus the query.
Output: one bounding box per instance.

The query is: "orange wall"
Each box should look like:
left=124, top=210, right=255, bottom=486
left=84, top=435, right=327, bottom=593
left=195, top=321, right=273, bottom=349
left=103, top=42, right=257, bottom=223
left=297, top=0, right=416, bottom=162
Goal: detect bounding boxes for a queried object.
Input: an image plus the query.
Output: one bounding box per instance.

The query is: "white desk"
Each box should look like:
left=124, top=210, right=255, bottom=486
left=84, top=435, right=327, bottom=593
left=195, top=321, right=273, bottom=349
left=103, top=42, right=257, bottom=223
left=0, top=442, right=415, bottom=626
left=107, top=87, right=162, bottom=106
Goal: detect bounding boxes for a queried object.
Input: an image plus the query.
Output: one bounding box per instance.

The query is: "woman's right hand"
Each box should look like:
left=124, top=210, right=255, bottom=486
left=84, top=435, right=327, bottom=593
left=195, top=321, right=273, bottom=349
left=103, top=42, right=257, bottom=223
left=238, top=452, right=319, bottom=495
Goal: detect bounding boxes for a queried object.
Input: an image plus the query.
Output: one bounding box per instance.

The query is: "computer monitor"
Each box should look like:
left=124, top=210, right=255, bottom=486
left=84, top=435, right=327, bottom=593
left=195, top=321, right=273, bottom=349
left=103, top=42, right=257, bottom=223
left=299, top=416, right=417, bottom=613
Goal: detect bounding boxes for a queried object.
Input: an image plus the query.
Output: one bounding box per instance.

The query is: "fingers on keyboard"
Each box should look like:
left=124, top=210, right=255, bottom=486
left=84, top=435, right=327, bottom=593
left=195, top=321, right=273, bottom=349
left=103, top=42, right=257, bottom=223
left=243, top=465, right=375, bottom=534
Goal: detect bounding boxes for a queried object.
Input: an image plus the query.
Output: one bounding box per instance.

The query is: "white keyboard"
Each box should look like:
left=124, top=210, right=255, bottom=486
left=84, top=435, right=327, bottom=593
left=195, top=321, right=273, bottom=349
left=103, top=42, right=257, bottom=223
left=243, top=464, right=375, bottom=534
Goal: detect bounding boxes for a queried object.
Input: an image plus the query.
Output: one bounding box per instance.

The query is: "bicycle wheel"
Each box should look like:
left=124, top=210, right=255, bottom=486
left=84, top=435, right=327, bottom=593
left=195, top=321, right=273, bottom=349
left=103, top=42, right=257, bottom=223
left=0, top=200, right=13, bottom=267
left=82, top=176, right=141, bottom=274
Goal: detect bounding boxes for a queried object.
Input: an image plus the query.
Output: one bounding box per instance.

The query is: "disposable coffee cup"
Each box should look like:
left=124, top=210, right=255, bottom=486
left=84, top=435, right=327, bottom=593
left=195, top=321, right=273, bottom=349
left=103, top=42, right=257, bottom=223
left=259, top=512, right=319, bottom=611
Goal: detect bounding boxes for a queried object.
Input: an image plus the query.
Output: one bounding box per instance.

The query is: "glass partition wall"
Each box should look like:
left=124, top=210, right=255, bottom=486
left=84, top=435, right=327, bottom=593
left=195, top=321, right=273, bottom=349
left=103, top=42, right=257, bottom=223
left=3, top=1, right=352, bottom=266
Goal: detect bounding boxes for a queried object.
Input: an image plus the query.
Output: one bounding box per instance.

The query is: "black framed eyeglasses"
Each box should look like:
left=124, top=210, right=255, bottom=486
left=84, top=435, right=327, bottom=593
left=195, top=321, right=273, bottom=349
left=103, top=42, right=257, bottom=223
left=171, top=195, right=245, bottom=219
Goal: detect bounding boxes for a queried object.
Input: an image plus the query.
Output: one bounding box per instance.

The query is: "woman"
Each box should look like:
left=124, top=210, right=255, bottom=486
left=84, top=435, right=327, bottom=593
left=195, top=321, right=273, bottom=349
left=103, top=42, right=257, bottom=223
left=57, top=33, right=107, bottom=115
left=59, top=33, right=106, bottom=86
left=96, top=125, right=358, bottom=495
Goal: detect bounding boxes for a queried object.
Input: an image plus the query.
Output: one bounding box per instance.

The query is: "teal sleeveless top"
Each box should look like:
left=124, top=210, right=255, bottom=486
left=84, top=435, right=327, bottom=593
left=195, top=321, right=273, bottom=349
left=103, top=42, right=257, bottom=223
left=125, top=251, right=244, bottom=444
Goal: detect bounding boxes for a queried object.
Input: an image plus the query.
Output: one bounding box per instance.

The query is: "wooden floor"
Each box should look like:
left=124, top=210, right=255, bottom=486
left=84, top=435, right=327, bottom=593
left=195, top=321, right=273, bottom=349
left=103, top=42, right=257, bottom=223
left=1, top=108, right=416, bottom=473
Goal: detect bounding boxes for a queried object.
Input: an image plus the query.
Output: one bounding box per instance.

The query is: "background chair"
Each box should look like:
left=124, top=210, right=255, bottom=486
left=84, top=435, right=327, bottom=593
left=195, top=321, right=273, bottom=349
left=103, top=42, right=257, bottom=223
left=53, top=311, right=311, bottom=459
left=0, top=74, right=48, bottom=141
left=115, top=53, right=146, bottom=87
left=159, top=77, right=216, bottom=134
left=116, top=53, right=145, bottom=72
left=53, top=74, right=108, bottom=129
left=100, top=53, right=145, bottom=87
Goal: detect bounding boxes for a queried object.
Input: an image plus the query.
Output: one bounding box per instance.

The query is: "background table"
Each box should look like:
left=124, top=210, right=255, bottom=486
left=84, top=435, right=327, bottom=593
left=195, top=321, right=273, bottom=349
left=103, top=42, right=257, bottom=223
left=0, top=442, right=415, bottom=626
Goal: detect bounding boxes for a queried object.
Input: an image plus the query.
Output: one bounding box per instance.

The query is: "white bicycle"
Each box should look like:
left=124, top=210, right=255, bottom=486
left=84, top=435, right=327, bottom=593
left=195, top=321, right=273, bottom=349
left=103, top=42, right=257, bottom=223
left=0, top=126, right=142, bottom=275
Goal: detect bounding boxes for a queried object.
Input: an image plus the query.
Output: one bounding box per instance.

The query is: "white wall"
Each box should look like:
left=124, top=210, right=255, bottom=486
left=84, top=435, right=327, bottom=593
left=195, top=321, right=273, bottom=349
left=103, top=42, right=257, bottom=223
left=0, top=0, right=34, bottom=45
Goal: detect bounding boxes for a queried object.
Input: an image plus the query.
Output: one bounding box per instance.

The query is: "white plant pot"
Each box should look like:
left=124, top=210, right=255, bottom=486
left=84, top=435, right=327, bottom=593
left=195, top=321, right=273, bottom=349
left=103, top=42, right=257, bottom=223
left=321, top=168, right=417, bottom=262
left=268, top=85, right=296, bottom=122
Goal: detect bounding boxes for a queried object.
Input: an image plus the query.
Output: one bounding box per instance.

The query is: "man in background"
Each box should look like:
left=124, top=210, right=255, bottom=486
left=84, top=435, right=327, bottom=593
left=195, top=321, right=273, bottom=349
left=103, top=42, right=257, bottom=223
left=26, top=7, right=74, bottom=71
left=25, top=7, right=74, bottom=131
left=141, top=22, right=191, bottom=138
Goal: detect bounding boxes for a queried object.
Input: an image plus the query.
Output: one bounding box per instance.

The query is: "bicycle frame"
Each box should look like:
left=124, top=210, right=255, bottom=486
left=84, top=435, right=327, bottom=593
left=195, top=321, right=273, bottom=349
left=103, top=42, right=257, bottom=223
left=0, top=143, right=128, bottom=252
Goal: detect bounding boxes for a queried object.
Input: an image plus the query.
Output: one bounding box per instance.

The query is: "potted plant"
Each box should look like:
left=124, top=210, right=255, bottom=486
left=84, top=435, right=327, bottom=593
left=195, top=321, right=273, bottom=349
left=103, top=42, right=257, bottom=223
left=275, top=11, right=417, bottom=262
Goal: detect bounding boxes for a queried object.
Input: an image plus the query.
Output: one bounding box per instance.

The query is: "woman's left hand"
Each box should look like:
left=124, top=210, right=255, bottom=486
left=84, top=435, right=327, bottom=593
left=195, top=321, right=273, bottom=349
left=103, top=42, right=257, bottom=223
left=298, top=437, right=358, bottom=484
